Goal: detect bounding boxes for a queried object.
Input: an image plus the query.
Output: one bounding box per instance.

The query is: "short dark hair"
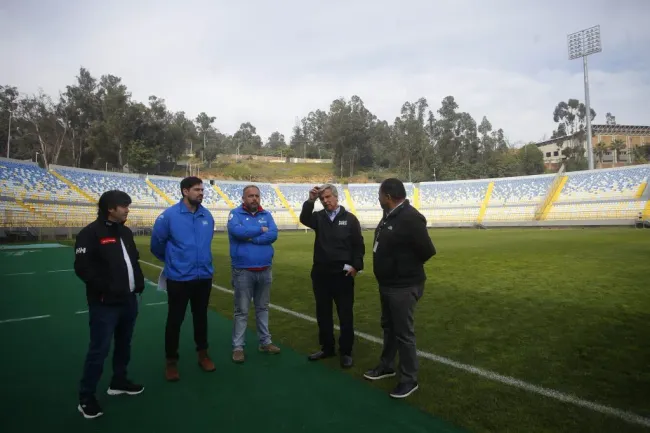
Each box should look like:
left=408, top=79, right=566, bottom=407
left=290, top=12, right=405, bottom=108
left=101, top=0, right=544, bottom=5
left=97, top=190, right=132, bottom=218
left=242, top=185, right=260, bottom=197
left=379, top=178, right=407, bottom=200
left=180, top=176, right=203, bottom=197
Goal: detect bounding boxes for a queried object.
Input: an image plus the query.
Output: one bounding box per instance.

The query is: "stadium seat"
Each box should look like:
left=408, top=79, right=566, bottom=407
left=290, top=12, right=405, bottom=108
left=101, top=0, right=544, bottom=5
left=55, top=167, right=169, bottom=207
left=1, top=158, right=649, bottom=229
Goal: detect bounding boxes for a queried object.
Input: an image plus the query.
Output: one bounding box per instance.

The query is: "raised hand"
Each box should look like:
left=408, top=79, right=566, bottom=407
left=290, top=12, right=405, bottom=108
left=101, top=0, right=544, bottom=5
left=309, top=186, right=320, bottom=201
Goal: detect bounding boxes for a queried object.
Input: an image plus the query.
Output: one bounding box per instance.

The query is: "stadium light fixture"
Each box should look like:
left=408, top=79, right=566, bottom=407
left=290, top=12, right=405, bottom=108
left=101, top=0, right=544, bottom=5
left=567, top=25, right=602, bottom=170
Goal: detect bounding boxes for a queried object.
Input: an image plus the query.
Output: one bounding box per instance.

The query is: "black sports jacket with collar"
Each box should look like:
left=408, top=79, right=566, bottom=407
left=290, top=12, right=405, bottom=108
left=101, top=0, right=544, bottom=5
left=372, top=199, right=436, bottom=288
left=299, top=200, right=365, bottom=274
left=74, top=217, right=145, bottom=304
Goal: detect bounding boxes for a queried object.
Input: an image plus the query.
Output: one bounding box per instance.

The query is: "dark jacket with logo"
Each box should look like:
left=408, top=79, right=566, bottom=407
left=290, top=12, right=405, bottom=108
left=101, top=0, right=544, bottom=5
left=373, top=200, right=436, bottom=289
left=299, top=200, right=365, bottom=274
left=74, top=216, right=145, bottom=304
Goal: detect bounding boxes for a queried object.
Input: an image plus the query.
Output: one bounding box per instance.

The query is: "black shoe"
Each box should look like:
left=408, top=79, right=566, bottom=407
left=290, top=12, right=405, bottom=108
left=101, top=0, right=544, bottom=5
left=307, top=350, right=335, bottom=361
left=340, top=355, right=353, bottom=369
left=107, top=380, right=144, bottom=396
left=389, top=382, right=419, bottom=399
left=78, top=396, right=103, bottom=419
left=363, top=366, right=396, bottom=381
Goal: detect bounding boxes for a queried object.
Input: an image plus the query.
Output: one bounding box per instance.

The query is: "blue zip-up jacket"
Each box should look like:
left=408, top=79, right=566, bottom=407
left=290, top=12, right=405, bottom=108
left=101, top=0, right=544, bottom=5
left=227, top=205, right=278, bottom=269
left=150, top=200, right=215, bottom=281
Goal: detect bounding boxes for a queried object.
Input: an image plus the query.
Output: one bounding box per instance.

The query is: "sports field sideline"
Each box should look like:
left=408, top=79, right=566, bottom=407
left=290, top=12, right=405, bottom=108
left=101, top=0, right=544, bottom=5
left=1, top=227, right=649, bottom=433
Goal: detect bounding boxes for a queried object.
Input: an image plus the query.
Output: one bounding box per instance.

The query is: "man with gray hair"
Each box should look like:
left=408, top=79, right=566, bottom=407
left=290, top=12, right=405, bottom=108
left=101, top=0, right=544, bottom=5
left=300, top=183, right=365, bottom=369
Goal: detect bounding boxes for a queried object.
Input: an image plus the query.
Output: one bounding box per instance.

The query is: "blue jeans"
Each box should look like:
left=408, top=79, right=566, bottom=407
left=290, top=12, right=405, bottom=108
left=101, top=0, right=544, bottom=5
left=79, top=293, right=139, bottom=398
left=231, top=267, right=272, bottom=350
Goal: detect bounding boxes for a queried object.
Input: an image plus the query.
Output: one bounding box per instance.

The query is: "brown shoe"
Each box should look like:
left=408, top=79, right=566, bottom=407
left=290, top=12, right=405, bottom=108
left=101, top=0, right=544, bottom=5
left=165, top=360, right=180, bottom=382
left=197, top=350, right=216, bottom=372
left=232, top=349, right=245, bottom=363
left=259, top=343, right=281, bottom=354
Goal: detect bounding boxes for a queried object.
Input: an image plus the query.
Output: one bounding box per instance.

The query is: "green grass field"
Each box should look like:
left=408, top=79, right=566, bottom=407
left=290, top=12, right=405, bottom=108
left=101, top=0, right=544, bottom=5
left=1, top=227, right=648, bottom=432
left=133, top=227, right=650, bottom=433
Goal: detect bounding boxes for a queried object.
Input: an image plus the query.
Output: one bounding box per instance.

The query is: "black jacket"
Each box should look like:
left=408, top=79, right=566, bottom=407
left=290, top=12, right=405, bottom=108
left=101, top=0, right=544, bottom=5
left=373, top=200, right=436, bottom=288
left=74, top=217, right=145, bottom=304
left=299, top=200, right=365, bottom=274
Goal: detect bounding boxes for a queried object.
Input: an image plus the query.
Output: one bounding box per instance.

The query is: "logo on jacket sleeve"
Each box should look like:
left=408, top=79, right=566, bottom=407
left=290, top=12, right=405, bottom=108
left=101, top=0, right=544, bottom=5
left=100, top=237, right=117, bottom=245
left=76, top=247, right=86, bottom=254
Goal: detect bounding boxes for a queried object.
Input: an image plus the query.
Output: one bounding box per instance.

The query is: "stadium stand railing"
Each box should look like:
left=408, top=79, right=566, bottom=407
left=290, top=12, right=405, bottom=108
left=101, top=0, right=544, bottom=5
left=2, top=157, right=650, bottom=238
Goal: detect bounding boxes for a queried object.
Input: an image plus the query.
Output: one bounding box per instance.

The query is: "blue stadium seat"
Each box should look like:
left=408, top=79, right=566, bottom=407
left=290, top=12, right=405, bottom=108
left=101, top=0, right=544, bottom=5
left=1, top=158, right=649, bottom=228
left=558, top=165, right=650, bottom=201
left=419, top=180, right=489, bottom=207
left=56, top=167, right=168, bottom=207
left=0, top=160, right=87, bottom=203
left=148, top=176, right=222, bottom=207
left=491, top=175, right=555, bottom=205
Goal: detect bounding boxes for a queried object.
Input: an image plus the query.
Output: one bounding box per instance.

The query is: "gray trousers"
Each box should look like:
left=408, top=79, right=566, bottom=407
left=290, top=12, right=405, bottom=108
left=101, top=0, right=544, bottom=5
left=378, top=283, right=424, bottom=384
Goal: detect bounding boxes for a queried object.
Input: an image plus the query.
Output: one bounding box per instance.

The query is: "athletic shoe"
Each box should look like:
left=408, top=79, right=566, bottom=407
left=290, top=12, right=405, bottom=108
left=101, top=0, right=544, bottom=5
left=107, top=380, right=144, bottom=396
left=78, top=396, right=103, bottom=419
left=389, top=382, right=419, bottom=399
left=363, top=366, right=396, bottom=380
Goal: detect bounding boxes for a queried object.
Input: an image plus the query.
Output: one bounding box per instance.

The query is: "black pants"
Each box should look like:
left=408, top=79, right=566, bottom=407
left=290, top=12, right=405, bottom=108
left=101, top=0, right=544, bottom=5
left=379, top=284, right=423, bottom=384
left=311, top=270, right=354, bottom=356
left=79, top=293, right=138, bottom=398
left=165, top=278, right=212, bottom=360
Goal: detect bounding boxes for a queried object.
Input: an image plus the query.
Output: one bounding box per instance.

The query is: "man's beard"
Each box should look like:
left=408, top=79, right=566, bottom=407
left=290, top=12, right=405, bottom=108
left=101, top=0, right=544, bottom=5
left=188, top=197, right=202, bottom=206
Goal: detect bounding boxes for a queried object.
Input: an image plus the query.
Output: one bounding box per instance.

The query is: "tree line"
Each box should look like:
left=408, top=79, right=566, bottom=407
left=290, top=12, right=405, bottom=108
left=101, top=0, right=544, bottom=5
left=3, top=66, right=612, bottom=182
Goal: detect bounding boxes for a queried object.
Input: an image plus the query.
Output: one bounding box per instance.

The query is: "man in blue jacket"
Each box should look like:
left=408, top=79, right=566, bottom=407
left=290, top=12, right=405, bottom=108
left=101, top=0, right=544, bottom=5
left=227, top=184, right=280, bottom=363
left=150, top=176, right=216, bottom=381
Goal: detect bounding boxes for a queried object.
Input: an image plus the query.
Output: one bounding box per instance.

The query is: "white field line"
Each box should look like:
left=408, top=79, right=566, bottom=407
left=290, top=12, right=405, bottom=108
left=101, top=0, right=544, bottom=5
left=138, top=259, right=650, bottom=428
left=7, top=280, right=164, bottom=319
left=0, top=315, right=51, bottom=324
left=2, top=270, right=72, bottom=276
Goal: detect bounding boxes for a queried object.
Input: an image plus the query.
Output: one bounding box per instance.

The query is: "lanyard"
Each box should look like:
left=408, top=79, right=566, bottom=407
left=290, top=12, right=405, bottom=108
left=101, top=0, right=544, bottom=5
left=375, top=214, right=389, bottom=244
left=375, top=201, right=404, bottom=244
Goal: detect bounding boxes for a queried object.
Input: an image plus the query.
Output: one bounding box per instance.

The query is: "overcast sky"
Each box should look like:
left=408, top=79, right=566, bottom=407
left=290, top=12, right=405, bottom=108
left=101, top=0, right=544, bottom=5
left=1, top=0, right=648, bottom=146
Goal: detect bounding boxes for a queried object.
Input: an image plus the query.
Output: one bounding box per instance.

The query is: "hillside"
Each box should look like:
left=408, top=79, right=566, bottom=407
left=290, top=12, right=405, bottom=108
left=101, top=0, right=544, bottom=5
left=172, top=159, right=398, bottom=184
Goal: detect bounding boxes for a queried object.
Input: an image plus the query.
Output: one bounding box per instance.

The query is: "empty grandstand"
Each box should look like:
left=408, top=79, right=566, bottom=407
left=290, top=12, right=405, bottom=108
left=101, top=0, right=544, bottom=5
left=1, top=157, right=649, bottom=239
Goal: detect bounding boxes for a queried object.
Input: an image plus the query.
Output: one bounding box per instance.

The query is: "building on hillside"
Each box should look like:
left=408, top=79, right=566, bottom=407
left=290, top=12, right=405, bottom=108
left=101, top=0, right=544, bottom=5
left=535, top=124, right=650, bottom=169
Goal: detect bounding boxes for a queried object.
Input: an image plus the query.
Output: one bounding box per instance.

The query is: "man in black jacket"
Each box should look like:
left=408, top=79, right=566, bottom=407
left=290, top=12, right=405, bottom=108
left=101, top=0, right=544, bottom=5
left=363, top=178, right=436, bottom=399
left=74, top=190, right=146, bottom=419
left=299, top=183, right=365, bottom=368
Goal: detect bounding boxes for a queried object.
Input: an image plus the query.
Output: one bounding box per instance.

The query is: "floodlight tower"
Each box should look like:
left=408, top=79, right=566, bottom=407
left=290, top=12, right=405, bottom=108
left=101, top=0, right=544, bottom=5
left=568, top=25, right=602, bottom=170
